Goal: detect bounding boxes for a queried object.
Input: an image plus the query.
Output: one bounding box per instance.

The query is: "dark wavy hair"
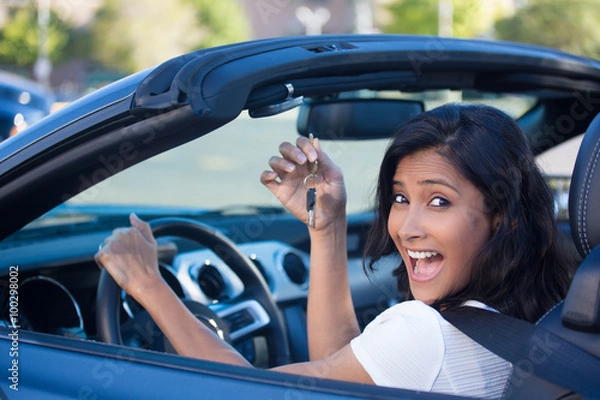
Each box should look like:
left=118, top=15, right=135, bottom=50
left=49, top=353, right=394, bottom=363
left=363, top=103, right=575, bottom=322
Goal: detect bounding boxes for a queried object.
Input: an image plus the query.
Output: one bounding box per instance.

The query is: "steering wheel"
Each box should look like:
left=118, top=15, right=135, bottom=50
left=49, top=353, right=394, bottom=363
left=96, top=217, right=290, bottom=367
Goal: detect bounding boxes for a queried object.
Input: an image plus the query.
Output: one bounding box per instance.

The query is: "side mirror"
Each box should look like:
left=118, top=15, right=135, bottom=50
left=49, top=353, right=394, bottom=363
left=297, top=99, right=424, bottom=140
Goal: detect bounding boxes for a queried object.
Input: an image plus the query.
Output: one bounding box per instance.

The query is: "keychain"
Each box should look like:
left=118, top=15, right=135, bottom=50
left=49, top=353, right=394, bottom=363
left=304, top=133, right=318, bottom=228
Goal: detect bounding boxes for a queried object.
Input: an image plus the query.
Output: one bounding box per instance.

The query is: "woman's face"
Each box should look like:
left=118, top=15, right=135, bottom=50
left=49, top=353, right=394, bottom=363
left=387, top=149, right=497, bottom=304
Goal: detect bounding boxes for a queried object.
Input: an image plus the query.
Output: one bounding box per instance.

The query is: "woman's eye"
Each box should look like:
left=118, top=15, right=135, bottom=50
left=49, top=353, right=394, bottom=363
left=430, top=197, right=450, bottom=207
left=393, top=194, right=408, bottom=204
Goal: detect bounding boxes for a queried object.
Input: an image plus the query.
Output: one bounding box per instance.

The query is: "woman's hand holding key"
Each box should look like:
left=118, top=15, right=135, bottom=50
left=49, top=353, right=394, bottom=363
left=260, top=136, right=347, bottom=231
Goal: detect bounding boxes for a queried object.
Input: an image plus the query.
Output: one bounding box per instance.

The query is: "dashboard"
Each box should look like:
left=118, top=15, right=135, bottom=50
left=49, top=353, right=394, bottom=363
left=0, top=215, right=401, bottom=364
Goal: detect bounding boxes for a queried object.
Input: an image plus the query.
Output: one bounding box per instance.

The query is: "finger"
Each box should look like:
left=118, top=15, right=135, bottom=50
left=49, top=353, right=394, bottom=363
left=311, top=138, right=342, bottom=179
left=268, top=155, right=296, bottom=175
left=130, top=213, right=155, bottom=244
left=260, top=170, right=280, bottom=194
left=111, top=227, right=130, bottom=237
left=260, top=170, right=278, bottom=185
left=311, top=138, right=332, bottom=165
left=295, top=137, right=317, bottom=163
left=279, top=141, right=307, bottom=165
left=94, top=251, right=105, bottom=269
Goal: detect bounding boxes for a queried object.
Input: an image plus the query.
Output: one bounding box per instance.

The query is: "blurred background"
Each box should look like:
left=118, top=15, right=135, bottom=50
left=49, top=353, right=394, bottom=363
left=0, top=0, right=598, bottom=140
left=0, top=0, right=596, bottom=213
left=1, top=0, right=599, bottom=98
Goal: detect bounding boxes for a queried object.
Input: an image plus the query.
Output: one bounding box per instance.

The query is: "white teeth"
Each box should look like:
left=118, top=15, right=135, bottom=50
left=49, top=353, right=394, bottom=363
left=407, top=250, right=438, bottom=259
left=414, top=260, right=419, bottom=275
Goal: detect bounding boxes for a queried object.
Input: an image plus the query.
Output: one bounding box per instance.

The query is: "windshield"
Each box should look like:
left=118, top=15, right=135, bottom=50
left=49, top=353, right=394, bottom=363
left=66, top=90, right=536, bottom=211
left=67, top=109, right=388, bottom=214
left=19, top=89, right=540, bottom=235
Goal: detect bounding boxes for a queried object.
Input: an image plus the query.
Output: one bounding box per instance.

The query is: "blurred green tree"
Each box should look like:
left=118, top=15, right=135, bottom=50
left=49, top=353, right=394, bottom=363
left=91, top=0, right=250, bottom=74
left=187, top=0, right=250, bottom=49
left=381, top=0, right=497, bottom=38
left=382, top=0, right=438, bottom=35
left=495, top=0, right=600, bottom=59
left=0, top=5, right=70, bottom=66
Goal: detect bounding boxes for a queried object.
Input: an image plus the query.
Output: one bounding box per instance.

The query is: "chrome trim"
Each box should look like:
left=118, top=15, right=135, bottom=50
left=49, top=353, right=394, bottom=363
left=275, top=249, right=310, bottom=290
left=284, top=82, right=294, bottom=97
left=213, top=300, right=270, bottom=341
left=177, top=254, right=244, bottom=303
left=20, top=275, right=84, bottom=330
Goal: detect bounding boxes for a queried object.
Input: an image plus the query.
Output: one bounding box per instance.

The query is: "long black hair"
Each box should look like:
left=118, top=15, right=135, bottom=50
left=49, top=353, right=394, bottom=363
left=363, top=103, right=575, bottom=322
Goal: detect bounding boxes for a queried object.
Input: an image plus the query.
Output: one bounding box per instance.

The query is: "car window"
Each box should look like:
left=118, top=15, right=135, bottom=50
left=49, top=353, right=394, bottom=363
left=67, top=109, right=389, bottom=215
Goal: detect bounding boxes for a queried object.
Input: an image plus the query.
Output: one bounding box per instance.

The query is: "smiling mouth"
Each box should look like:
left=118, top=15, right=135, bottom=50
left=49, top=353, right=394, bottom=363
left=407, top=249, right=445, bottom=280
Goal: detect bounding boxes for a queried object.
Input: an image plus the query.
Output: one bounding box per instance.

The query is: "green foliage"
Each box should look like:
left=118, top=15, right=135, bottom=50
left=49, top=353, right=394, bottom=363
left=186, top=0, right=250, bottom=49
left=91, top=0, right=250, bottom=74
left=0, top=6, right=70, bottom=66
left=382, top=0, right=438, bottom=35
left=90, top=0, right=137, bottom=73
left=381, top=0, right=488, bottom=38
left=495, top=0, right=600, bottom=59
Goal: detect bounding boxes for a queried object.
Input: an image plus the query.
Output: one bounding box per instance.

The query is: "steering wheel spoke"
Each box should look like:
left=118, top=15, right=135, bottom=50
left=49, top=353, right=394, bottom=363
left=213, top=299, right=271, bottom=342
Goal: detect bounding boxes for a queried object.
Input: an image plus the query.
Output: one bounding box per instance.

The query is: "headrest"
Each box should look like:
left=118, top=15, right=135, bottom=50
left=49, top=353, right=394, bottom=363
left=569, top=112, right=600, bottom=258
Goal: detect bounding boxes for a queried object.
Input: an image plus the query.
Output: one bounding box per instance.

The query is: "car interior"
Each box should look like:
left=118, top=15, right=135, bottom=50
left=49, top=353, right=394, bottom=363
left=0, top=35, right=599, bottom=398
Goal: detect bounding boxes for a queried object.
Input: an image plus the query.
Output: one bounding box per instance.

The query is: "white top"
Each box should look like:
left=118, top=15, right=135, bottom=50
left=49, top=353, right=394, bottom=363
left=350, top=300, right=512, bottom=399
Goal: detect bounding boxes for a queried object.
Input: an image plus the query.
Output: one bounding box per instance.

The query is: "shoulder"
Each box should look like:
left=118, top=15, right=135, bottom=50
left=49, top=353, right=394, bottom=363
left=371, top=300, right=440, bottom=324
left=350, top=300, right=446, bottom=390
left=361, top=299, right=444, bottom=334
left=358, top=300, right=447, bottom=342
left=435, top=301, right=513, bottom=397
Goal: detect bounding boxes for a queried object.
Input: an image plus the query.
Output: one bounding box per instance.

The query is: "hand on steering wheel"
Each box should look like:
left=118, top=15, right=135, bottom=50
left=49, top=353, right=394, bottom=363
left=95, top=215, right=290, bottom=367
left=95, top=214, right=162, bottom=298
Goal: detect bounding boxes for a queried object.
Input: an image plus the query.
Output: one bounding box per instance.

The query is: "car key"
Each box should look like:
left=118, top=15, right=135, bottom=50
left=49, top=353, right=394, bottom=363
left=306, top=187, right=316, bottom=228
left=304, top=133, right=318, bottom=228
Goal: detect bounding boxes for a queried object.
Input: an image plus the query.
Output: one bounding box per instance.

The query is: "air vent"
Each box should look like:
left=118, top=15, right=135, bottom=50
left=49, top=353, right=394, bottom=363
left=197, top=264, right=225, bottom=300
left=282, top=252, right=308, bottom=285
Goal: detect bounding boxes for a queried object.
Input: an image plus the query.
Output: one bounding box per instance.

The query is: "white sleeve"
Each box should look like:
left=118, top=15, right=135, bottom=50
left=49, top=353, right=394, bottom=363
left=350, top=300, right=445, bottom=391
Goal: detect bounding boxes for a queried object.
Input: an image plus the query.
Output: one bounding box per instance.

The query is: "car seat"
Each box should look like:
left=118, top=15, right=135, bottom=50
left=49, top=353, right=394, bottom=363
left=506, top=113, right=600, bottom=399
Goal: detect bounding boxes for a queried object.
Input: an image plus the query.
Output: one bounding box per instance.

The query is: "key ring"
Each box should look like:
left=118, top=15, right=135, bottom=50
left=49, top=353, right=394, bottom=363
left=303, top=173, right=319, bottom=189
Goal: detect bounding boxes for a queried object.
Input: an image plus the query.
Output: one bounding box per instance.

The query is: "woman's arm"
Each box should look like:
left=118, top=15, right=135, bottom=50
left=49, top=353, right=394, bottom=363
left=95, top=213, right=251, bottom=365
left=137, top=275, right=252, bottom=365
left=96, top=214, right=372, bottom=384
left=98, top=136, right=361, bottom=364
left=261, top=137, right=360, bottom=359
left=96, top=214, right=372, bottom=383
left=305, top=218, right=360, bottom=359
left=273, top=344, right=372, bottom=384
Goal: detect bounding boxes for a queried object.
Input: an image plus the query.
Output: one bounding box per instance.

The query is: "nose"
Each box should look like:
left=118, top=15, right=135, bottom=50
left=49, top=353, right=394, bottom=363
left=395, top=206, right=427, bottom=243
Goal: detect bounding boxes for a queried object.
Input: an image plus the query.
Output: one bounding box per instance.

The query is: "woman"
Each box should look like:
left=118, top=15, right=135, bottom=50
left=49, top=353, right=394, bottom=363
left=95, top=103, right=574, bottom=398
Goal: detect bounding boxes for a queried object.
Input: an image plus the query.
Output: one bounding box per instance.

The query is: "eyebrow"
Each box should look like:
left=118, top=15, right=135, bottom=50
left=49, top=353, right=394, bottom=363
left=393, top=179, right=460, bottom=194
